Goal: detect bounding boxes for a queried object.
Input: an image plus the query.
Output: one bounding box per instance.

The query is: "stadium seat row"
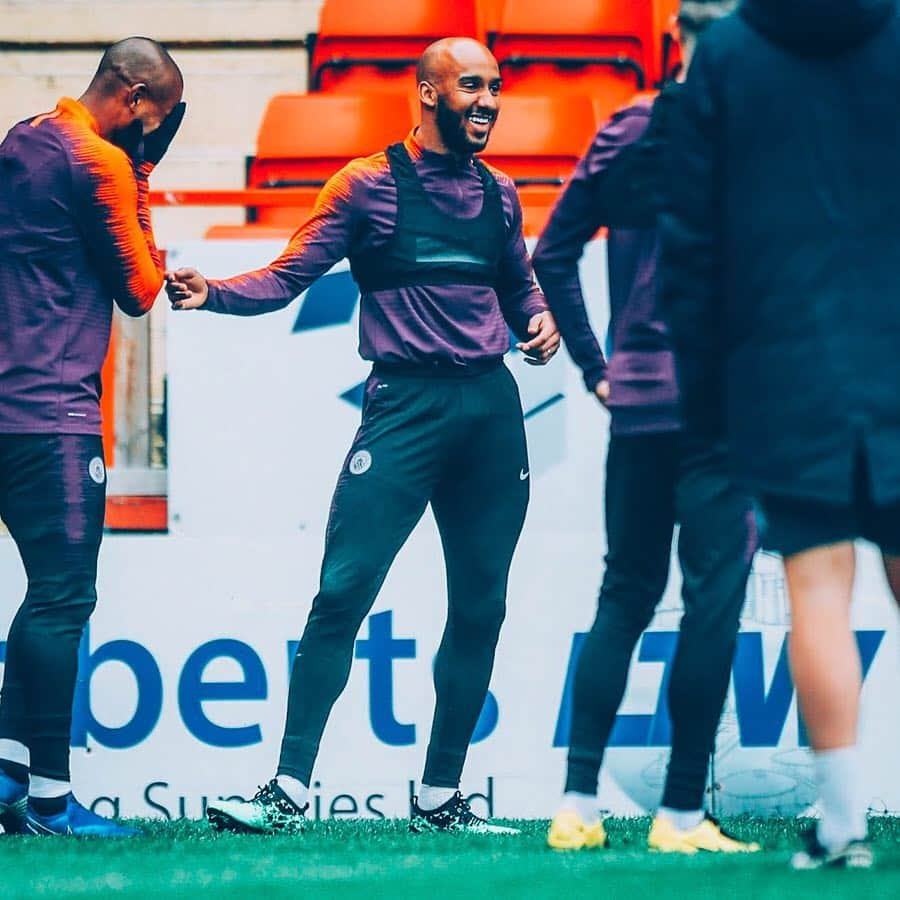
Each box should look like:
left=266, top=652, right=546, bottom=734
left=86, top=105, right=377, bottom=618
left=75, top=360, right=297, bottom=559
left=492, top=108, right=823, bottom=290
left=311, top=0, right=681, bottom=99
left=208, top=1, right=679, bottom=238
left=220, top=92, right=617, bottom=237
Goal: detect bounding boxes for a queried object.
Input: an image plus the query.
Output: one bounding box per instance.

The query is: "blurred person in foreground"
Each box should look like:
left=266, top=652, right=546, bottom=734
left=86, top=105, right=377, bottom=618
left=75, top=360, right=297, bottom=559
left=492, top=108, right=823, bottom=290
left=0, top=37, right=184, bottom=836
left=166, top=37, right=559, bottom=836
left=533, top=0, right=758, bottom=855
left=660, top=0, right=900, bottom=870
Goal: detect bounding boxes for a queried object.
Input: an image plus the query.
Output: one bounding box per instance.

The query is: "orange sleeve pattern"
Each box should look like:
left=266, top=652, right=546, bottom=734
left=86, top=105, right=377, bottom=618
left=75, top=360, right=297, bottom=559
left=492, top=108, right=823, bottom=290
left=61, top=117, right=163, bottom=317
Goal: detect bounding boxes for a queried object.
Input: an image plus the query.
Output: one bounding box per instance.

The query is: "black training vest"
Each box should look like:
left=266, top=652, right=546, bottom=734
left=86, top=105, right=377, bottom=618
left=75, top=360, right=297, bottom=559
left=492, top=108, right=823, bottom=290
left=350, top=142, right=505, bottom=293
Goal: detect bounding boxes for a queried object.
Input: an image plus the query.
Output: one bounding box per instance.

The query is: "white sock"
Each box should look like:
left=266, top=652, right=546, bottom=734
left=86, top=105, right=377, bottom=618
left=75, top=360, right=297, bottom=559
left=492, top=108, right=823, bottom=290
left=417, top=785, right=457, bottom=811
left=29, top=775, right=70, bottom=799
left=561, top=791, right=601, bottom=823
left=275, top=774, right=309, bottom=809
left=0, top=739, right=29, bottom=768
left=814, top=746, right=867, bottom=851
left=658, top=806, right=704, bottom=831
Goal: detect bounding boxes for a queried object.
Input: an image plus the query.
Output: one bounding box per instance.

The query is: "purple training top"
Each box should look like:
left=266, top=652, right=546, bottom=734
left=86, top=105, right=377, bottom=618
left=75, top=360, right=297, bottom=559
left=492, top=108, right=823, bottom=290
left=0, top=98, right=163, bottom=435
left=203, top=131, right=547, bottom=366
left=533, top=100, right=681, bottom=435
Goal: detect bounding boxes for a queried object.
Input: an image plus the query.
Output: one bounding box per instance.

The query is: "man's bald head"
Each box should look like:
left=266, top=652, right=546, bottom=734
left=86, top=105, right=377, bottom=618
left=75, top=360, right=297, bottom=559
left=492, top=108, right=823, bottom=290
left=81, top=37, right=183, bottom=144
left=416, top=37, right=498, bottom=88
left=91, top=36, right=183, bottom=106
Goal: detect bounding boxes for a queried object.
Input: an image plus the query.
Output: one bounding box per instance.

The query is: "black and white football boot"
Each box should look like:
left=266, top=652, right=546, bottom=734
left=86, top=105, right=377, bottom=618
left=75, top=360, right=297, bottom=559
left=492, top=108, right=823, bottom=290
left=207, top=780, right=308, bottom=835
left=409, top=791, right=520, bottom=835
left=790, top=827, right=874, bottom=870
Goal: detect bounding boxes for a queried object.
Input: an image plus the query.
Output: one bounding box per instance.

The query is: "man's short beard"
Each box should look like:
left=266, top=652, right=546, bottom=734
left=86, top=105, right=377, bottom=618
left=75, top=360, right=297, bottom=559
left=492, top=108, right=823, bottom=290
left=435, top=94, right=484, bottom=155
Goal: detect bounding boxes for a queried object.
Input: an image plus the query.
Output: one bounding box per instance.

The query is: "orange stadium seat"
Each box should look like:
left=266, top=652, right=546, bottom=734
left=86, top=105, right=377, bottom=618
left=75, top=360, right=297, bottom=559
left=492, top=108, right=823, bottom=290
left=653, top=0, right=682, bottom=83
left=310, top=0, right=484, bottom=94
left=480, top=94, right=596, bottom=183
left=479, top=0, right=507, bottom=37
left=493, top=0, right=679, bottom=106
left=247, top=93, right=414, bottom=227
left=479, top=94, right=597, bottom=235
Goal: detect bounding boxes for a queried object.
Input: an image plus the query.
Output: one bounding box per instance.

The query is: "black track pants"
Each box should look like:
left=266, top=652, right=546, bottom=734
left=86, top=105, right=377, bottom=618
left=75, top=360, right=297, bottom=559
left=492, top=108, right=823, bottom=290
left=278, top=364, right=530, bottom=788
left=565, top=433, right=755, bottom=810
left=0, top=434, right=105, bottom=781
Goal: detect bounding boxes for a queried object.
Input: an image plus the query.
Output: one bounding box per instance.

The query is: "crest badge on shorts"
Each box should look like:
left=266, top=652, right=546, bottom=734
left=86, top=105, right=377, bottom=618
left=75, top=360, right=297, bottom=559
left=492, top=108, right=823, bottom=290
left=349, top=450, right=372, bottom=475
left=88, top=456, right=106, bottom=485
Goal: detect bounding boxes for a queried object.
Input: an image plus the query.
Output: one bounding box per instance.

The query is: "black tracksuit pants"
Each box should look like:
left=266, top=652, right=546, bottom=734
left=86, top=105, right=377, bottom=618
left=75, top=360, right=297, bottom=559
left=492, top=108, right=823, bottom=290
left=0, top=434, right=105, bottom=782
left=566, top=432, right=755, bottom=810
left=278, top=363, right=530, bottom=789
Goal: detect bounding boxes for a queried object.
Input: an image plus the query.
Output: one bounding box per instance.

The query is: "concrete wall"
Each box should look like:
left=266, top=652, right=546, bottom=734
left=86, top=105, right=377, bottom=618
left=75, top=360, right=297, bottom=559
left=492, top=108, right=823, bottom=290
left=0, top=0, right=325, bottom=242
left=0, top=0, right=321, bottom=43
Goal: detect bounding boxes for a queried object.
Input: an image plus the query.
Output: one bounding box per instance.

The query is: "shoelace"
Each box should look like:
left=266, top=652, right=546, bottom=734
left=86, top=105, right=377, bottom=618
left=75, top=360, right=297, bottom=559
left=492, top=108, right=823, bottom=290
left=253, top=781, right=303, bottom=814
left=252, top=780, right=309, bottom=833
left=251, top=782, right=275, bottom=803
left=447, top=793, right=487, bottom=826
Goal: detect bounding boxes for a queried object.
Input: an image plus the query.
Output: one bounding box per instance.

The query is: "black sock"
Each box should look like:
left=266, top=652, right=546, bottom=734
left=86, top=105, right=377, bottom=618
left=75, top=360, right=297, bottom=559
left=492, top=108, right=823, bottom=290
left=30, top=794, right=68, bottom=816
left=0, top=759, right=29, bottom=785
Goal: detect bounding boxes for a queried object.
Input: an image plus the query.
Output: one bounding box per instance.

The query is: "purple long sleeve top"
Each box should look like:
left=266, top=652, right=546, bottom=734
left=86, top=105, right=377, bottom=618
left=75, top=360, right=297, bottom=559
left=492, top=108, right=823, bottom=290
left=0, top=98, right=163, bottom=434
left=204, top=131, right=546, bottom=368
left=532, top=100, right=681, bottom=435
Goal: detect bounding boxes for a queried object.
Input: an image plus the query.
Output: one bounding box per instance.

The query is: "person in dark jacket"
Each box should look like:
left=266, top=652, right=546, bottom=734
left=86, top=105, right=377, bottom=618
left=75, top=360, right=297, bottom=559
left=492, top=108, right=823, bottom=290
left=0, top=37, right=184, bottom=837
left=535, top=1, right=759, bottom=854
left=660, top=0, right=900, bottom=870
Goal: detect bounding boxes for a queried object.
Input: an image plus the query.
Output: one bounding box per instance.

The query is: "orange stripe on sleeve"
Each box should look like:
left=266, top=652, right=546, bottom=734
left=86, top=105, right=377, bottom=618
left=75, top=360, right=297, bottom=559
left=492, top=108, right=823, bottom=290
left=56, top=101, right=163, bottom=316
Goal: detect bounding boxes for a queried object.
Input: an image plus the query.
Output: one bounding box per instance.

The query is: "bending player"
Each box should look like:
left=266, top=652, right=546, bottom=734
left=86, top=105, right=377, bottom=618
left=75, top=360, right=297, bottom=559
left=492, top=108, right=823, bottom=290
left=167, top=38, right=559, bottom=835
left=533, top=0, right=759, bottom=854
left=0, top=38, right=184, bottom=836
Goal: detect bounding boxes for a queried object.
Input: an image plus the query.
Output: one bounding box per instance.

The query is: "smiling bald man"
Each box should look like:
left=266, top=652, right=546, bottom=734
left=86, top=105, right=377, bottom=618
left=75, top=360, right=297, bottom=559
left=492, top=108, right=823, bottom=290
left=167, top=38, right=559, bottom=836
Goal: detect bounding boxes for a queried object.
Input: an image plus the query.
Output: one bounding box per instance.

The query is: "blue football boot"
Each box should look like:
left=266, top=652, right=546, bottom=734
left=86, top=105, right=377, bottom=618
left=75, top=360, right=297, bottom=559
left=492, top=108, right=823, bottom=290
left=24, top=794, right=140, bottom=837
left=0, top=769, right=28, bottom=834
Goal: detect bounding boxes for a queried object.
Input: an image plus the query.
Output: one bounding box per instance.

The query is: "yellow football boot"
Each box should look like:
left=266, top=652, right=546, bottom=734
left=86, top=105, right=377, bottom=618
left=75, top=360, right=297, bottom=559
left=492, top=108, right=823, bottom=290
left=547, top=809, right=608, bottom=851
left=648, top=814, right=761, bottom=854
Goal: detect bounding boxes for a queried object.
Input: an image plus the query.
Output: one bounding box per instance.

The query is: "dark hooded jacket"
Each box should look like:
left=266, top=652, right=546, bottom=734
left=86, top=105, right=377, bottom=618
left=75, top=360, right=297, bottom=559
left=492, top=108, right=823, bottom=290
left=660, top=0, right=900, bottom=504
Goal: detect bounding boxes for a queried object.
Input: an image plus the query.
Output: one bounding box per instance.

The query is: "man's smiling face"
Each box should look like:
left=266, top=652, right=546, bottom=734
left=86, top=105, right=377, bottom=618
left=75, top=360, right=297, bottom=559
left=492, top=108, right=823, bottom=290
left=427, top=42, right=502, bottom=155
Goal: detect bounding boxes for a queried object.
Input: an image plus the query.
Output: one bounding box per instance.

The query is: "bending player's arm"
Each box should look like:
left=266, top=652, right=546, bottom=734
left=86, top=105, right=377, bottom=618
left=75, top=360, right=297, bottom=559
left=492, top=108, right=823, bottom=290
left=494, top=183, right=560, bottom=366
left=167, top=164, right=359, bottom=315
left=658, top=41, right=725, bottom=437
left=72, top=138, right=165, bottom=317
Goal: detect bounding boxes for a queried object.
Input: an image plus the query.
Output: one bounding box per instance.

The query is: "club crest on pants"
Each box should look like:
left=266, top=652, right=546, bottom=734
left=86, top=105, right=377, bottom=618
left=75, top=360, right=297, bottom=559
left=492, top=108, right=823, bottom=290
left=88, top=456, right=106, bottom=484
left=349, top=450, right=372, bottom=475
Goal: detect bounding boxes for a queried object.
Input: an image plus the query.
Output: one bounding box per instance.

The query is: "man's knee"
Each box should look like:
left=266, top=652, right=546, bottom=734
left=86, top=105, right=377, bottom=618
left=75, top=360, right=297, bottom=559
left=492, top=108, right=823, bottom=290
left=319, top=552, right=386, bottom=601
left=601, top=554, right=668, bottom=617
left=453, top=595, right=506, bottom=639
left=594, top=584, right=658, bottom=639
left=22, top=576, right=97, bottom=635
left=302, top=561, right=385, bottom=644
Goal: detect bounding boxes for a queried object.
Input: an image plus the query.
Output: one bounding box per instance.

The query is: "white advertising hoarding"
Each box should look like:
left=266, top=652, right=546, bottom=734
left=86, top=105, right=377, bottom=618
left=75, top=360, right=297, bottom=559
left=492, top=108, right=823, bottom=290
left=0, top=239, right=897, bottom=820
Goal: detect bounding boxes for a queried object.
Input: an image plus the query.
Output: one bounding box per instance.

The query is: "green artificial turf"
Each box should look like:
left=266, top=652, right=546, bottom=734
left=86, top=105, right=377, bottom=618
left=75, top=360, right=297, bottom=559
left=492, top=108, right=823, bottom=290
left=1, top=817, right=898, bottom=899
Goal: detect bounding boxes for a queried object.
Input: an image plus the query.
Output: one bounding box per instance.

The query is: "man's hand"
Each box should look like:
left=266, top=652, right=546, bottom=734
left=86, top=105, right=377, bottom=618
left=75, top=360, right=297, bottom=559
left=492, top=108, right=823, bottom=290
left=166, top=267, right=209, bottom=310
left=143, top=101, right=186, bottom=167
left=516, top=311, right=560, bottom=365
left=594, top=379, right=610, bottom=407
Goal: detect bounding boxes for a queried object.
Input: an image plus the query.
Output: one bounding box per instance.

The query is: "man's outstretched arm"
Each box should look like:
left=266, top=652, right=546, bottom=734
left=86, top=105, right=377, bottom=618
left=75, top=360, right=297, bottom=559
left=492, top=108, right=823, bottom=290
left=168, top=161, right=363, bottom=314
